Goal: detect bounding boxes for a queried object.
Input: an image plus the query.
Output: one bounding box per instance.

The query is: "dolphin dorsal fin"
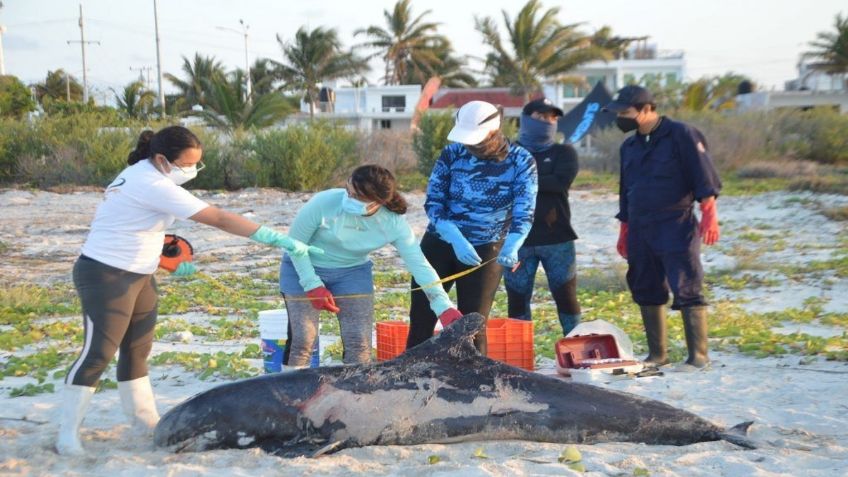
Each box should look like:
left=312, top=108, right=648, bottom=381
left=400, top=313, right=485, bottom=362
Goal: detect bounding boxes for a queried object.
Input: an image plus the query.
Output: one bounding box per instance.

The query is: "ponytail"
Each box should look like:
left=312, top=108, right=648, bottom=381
left=383, top=191, right=408, bottom=215
left=127, top=130, right=154, bottom=165
left=349, top=164, right=408, bottom=215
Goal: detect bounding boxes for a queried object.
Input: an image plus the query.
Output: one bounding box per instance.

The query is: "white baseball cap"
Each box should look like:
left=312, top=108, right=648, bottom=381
left=447, top=100, right=502, bottom=145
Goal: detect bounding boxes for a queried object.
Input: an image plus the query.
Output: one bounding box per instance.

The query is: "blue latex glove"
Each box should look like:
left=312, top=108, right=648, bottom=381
left=435, top=221, right=481, bottom=266
left=497, top=233, right=525, bottom=268
left=173, top=261, right=197, bottom=277
left=249, top=225, right=324, bottom=257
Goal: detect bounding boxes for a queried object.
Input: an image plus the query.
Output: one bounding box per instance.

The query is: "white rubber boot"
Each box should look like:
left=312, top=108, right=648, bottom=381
left=55, top=384, right=95, bottom=456
left=118, top=376, right=160, bottom=434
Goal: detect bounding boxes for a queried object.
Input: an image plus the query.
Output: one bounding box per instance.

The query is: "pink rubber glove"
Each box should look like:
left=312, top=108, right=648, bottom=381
left=616, top=222, right=628, bottom=259
left=699, top=197, right=720, bottom=245
left=305, top=286, right=340, bottom=314
left=438, top=308, right=463, bottom=327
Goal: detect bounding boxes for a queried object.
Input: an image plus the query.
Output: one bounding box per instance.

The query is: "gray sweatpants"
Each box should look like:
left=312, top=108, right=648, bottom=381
left=66, top=256, right=158, bottom=387
left=283, top=294, right=374, bottom=367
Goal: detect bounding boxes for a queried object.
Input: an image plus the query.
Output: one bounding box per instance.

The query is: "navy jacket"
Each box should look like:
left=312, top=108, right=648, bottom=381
left=616, top=117, right=721, bottom=253
left=616, top=116, right=721, bottom=225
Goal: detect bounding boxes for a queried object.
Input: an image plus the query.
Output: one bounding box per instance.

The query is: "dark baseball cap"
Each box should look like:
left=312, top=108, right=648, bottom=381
left=522, top=98, right=564, bottom=117
left=603, top=85, right=654, bottom=113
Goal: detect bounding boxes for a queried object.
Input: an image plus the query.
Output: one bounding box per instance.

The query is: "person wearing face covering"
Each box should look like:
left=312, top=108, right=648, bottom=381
left=406, top=100, right=538, bottom=355
left=504, top=98, right=581, bottom=335
left=605, top=85, right=722, bottom=372
left=57, top=126, right=318, bottom=456
left=281, top=164, right=461, bottom=368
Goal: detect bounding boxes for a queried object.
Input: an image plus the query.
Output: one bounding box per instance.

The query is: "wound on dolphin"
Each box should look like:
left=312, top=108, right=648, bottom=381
left=153, top=313, right=755, bottom=456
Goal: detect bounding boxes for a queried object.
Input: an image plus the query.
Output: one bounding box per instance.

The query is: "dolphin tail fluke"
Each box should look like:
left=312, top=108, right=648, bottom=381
left=719, top=421, right=756, bottom=449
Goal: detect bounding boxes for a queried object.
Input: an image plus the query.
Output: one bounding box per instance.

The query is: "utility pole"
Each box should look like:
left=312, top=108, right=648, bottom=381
left=65, top=71, right=70, bottom=101
left=130, top=65, right=154, bottom=90
left=0, top=25, right=6, bottom=76
left=0, top=2, right=6, bottom=75
left=153, top=0, right=166, bottom=116
left=67, top=3, right=99, bottom=103
left=217, top=19, right=251, bottom=102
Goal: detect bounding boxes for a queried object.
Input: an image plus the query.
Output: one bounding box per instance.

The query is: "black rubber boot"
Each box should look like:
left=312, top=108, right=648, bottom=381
left=681, top=306, right=710, bottom=369
left=640, top=305, right=669, bottom=367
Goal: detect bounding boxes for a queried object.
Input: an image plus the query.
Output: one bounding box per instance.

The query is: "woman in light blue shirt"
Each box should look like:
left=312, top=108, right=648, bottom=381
left=281, top=165, right=461, bottom=366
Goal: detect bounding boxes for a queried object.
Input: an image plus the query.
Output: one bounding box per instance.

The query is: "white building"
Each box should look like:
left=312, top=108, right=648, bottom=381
left=543, top=45, right=686, bottom=113
left=735, top=60, right=848, bottom=114
left=785, top=60, right=846, bottom=92
left=294, top=84, right=421, bottom=130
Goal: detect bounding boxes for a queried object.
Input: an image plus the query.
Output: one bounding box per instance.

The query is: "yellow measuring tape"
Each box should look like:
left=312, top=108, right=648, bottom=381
left=282, top=257, right=499, bottom=302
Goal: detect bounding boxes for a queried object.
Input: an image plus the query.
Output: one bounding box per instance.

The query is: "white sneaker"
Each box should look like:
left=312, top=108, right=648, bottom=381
left=55, top=384, right=95, bottom=456
left=118, top=376, right=160, bottom=434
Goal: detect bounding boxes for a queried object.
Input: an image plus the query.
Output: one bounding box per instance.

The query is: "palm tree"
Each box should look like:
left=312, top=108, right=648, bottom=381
left=591, top=26, right=647, bottom=60
left=165, top=53, right=226, bottom=110
left=355, top=0, right=444, bottom=85
left=475, top=0, right=611, bottom=101
left=195, top=70, right=292, bottom=131
left=249, top=58, right=281, bottom=96
left=401, top=37, right=478, bottom=87
left=274, top=26, right=369, bottom=118
left=33, top=69, right=83, bottom=104
left=680, top=73, right=752, bottom=111
left=803, top=13, right=848, bottom=89
left=113, top=80, right=156, bottom=119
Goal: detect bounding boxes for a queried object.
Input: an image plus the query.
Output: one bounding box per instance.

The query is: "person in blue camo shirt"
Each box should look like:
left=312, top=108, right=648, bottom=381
left=407, top=100, right=538, bottom=354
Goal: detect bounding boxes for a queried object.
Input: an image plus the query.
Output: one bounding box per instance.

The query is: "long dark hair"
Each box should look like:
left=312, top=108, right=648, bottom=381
left=127, top=126, right=202, bottom=165
left=349, top=165, right=407, bottom=215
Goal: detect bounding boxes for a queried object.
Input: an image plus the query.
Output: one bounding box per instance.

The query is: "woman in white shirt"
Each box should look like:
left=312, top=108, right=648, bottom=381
left=56, top=126, right=318, bottom=456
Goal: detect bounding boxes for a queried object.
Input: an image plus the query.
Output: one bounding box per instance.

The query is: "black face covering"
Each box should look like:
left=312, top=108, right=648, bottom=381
left=616, top=116, right=639, bottom=133
left=465, top=131, right=509, bottom=161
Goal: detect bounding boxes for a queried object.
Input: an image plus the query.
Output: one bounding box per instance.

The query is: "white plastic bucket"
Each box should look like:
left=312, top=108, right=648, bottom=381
left=259, top=309, right=288, bottom=372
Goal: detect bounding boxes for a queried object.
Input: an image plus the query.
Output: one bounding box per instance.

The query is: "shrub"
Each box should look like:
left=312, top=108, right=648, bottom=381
left=357, top=129, right=417, bottom=175
left=14, top=113, right=140, bottom=187
left=0, top=75, right=36, bottom=119
left=188, top=129, right=256, bottom=191
left=579, top=127, right=623, bottom=173
left=773, top=108, right=848, bottom=165
left=672, top=110, right=780, bottom=171
left=248, top=121, right=358, bottom=191
left=413, top=110, right=454, bottom=176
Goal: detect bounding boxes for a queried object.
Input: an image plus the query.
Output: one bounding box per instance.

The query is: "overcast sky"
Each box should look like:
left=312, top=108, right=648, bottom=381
left=1, top=0, right=844, bottom=103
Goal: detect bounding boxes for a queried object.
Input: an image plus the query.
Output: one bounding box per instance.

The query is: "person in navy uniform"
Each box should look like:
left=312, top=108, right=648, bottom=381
left=504, top=98, right=581, bottom=335
left=605, top=85, right=721, bottom=371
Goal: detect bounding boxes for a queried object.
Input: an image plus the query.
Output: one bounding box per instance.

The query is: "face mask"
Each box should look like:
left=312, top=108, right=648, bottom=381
left=465, top=131, right=509, bottom=161
left=165, top=164, right=198, bottom=185
left=616, top=116, right=639, bottom=133
left=341, top=194, right=376, bottom=216
left=518, top=113, right=558, bottom=153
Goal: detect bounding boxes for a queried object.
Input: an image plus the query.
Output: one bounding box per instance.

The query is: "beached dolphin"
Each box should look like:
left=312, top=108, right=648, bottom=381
left=154, top=313, right=754, bottom=456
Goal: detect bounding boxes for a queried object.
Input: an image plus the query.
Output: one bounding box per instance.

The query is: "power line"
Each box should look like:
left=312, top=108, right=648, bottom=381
left=129, top=65, right=154, bottom=89
left=66, top=3, right=99, bottom=103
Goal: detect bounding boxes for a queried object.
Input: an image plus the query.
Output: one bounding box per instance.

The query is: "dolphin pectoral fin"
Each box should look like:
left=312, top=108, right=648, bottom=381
left=258, top=437, right=330, bottom=458
left=404, top=313, right=485, bottom=361
left=719, top=421, right=756, bottom=449
left=309, top=439, right=346, bottom=458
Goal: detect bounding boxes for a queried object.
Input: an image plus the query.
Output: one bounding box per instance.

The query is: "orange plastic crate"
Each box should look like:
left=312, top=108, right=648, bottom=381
left=376, top=321, right=409, bottom=361
left=375, top=318, right=535, bottom=370
left=486, top=318, right=535, bottom=371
